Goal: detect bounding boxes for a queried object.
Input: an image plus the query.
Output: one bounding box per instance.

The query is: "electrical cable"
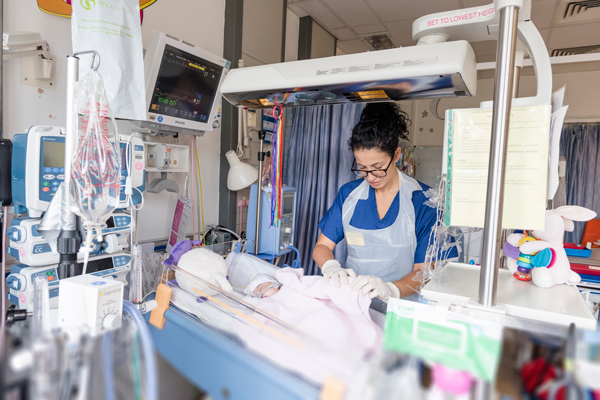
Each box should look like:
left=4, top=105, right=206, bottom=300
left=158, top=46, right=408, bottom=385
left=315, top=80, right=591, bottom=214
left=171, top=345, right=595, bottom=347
left=194, top=144, right=206, bottom=238
left=190, top=139, right=197, bottom=241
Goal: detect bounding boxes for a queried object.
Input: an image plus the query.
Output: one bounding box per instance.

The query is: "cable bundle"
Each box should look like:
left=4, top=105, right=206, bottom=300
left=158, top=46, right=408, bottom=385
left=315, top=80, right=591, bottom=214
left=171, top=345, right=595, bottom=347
left=270, top=103, right=285, bottom=227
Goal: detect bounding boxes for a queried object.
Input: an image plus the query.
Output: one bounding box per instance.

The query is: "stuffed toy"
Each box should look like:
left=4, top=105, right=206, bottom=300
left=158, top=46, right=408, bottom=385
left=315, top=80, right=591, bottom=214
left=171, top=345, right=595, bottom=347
left=164, top=240, right=233, bottom=296
left=505, top=206, right=597, bottom=288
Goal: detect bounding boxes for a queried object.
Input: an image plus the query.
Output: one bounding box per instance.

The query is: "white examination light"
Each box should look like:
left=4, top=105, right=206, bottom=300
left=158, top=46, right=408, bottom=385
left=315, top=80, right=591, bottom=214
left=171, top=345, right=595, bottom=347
left=226, top=150, right=258, bottom=191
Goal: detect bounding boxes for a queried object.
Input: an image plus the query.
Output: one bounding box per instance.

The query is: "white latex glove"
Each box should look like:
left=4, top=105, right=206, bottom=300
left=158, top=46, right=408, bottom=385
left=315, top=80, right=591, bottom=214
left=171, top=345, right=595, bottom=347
left=321, top=260, right=356, bottom=288
left=351, top=275, right=400, bottom=302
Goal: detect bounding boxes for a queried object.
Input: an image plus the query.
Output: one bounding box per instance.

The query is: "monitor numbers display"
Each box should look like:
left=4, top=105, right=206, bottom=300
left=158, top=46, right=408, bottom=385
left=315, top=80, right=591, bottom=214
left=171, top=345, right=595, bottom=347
left=148, top=44, right=223, bottom=123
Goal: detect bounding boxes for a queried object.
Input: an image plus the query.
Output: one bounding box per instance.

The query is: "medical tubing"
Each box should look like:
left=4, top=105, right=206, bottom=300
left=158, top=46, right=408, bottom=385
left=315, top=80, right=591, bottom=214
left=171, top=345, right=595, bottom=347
left=0, top=206, right=7, bottom=362
left=81, top=228, right=95, bottom=275
left=285, top=245, right=302, bottom=269
left=122, top=301, right=158, bottom=400
left=194, top=144, right=205, bottom=237
left=102, top=331, right=116, bottom=400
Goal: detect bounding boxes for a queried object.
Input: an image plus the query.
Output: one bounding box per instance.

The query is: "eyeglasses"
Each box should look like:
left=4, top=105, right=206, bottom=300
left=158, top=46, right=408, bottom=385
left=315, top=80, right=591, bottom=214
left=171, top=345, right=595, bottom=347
left=351, top=158, right=394, bottom=178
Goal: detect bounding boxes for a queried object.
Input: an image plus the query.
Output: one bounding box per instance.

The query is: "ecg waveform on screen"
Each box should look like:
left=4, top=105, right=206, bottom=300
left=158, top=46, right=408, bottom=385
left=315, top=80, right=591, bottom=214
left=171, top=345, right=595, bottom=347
left=165, top=55, right=212, bottom=77
left=154, top=82, right=202, bottom=105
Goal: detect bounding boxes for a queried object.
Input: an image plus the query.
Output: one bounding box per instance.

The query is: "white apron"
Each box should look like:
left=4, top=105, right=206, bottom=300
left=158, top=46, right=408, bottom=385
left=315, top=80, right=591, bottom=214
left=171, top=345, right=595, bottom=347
left=342, top=169, right=420, bottom=311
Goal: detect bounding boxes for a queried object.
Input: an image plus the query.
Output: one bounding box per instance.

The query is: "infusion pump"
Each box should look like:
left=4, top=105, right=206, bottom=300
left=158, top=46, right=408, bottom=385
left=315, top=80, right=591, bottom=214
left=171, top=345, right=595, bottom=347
left=11, top=126, right=146, bottom=217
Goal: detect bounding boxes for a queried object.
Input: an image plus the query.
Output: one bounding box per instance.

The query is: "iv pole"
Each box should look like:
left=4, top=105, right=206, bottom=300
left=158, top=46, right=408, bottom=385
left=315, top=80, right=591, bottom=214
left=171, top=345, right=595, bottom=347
left=57, top=51, right=100, bottom=279
left=478, top=1, right=521, bottom=307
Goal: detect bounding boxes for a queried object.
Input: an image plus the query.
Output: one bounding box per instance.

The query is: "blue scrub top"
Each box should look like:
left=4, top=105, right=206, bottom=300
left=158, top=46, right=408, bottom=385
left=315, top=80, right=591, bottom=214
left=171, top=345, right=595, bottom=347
left=318, top=178, right=458, bottom=264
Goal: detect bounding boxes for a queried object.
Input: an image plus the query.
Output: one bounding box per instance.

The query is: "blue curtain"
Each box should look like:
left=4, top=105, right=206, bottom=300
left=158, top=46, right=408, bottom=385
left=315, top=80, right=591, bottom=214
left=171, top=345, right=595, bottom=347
left=284, top=104, right=364, bottom=275
left=559, top=123, right=600, bottom=243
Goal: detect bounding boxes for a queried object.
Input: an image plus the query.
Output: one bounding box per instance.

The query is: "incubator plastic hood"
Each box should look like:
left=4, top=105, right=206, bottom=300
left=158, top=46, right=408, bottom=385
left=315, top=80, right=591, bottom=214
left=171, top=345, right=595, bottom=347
left=220, top=40, right=477, bottom=109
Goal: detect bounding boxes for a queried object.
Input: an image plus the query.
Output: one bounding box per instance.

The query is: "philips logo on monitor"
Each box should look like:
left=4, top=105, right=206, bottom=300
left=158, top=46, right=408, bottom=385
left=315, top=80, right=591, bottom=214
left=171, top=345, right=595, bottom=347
left=175, top=120, right=185, bottom=125
left=157, top=116, right=163, bottom=122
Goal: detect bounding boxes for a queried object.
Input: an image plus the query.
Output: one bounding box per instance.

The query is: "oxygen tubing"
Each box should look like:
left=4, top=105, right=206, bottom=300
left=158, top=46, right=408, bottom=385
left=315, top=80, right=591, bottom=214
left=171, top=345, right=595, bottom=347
left=122, top=301, right=158, bottom=400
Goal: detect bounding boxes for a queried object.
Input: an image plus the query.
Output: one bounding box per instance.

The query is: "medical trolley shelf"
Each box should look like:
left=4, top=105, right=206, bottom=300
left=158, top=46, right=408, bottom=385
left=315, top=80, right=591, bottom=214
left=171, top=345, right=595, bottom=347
left=144, top=294, right=320, bottom=400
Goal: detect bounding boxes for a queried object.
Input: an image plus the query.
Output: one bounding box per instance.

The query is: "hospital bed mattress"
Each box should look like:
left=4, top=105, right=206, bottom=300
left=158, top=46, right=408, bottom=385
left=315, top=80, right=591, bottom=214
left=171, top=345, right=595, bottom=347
left=144, top=293, right=320, bottom=400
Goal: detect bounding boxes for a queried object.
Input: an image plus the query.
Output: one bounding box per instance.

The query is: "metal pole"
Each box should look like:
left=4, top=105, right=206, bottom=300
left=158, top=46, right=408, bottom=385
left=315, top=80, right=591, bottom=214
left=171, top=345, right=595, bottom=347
left=65, top=56, right=78, bottom=185
left=254, top=131, right=266, bottom=254
left=0, top=0, right=4, bottom=139
left=513, top=66, right=521, bottom=99
left=56, top=55, right=82, bottom=279
left=478, top=5, right=520, bottom=307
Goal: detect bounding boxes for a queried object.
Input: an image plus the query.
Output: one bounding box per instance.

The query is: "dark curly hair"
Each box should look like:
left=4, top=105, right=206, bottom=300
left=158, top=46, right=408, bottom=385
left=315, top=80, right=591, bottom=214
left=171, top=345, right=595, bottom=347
left=349, top=102, right=411, bottom=158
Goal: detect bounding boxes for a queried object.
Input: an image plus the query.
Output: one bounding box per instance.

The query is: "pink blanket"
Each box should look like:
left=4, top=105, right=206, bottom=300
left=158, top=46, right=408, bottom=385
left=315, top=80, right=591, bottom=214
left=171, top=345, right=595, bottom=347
left=236, top=268, right=382, bottom=384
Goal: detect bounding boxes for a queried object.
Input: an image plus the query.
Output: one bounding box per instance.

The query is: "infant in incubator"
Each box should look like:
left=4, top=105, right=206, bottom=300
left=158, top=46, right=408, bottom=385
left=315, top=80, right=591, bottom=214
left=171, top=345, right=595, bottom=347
left=246, top=273, right=282, bottom=298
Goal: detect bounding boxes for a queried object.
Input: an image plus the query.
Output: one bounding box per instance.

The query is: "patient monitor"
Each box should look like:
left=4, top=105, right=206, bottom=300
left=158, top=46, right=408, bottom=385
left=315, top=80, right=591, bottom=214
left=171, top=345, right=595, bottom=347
left=246, top=185, right=297, bottom=257
left=140, top=30, right=231, bottom=136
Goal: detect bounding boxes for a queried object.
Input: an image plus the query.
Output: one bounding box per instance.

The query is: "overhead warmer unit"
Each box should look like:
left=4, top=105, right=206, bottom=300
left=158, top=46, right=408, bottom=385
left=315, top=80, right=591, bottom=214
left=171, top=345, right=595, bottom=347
left=220, top=40, right=477, bottom=109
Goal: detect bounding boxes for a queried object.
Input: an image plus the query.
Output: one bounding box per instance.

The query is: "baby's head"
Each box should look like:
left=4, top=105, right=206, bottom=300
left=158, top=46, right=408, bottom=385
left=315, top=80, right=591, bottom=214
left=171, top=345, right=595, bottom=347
left=247, top=273, right=281, bottom=298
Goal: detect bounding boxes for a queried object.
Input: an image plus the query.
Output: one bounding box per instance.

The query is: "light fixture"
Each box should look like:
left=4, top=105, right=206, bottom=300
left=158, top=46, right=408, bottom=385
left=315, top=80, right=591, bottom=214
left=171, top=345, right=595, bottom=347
left=226, top=150, right=258, bottom=191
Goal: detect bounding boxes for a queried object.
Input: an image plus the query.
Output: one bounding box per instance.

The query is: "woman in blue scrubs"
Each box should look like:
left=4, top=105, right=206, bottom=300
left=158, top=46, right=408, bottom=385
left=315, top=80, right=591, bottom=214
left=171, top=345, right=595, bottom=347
left=313, top=103, right=454, bottom=311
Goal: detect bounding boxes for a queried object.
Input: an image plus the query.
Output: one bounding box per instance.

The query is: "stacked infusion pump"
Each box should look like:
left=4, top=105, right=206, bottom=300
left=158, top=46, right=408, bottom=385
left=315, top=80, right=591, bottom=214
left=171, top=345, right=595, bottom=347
left=6, top=126, right=145, bottom=312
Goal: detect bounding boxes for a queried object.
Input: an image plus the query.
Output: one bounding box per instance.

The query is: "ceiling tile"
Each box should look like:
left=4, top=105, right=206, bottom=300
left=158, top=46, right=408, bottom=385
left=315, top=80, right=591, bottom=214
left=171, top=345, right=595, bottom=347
left=477, top=54, right=496, bottom=63
left=288, top=3, right=308, bottom=17
left=531, top=0, right=556, bottom=29
left=547, top=22, right=600, bottom=51
left=336, top=39, right=369, bottom=54
left=470, top=40, right=497, bottom=56
left=353, top=23, right=386, bottom=34
left=332, top=27, right=357, bottom=41
left=366, top=0, right=461, bottom=22
left=460, top=0, right=493, bottom=8
left=385, top=20, right=415, bottom=46
left=322, top=0, right=380, bottom=26
left=294, top=0, right=345, bottom=29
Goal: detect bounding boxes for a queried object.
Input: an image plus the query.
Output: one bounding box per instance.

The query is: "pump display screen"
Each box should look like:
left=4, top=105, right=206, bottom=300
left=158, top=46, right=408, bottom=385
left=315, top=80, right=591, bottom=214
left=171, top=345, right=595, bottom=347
left=79, top=257, right=114, bottom=274
left=283, top=196, right=294, bottom=215
left=148, top=44, right=223, bottom=123
left=120, top=146, right=127, bottom=170
left=43, top=142, right=65, bottom=168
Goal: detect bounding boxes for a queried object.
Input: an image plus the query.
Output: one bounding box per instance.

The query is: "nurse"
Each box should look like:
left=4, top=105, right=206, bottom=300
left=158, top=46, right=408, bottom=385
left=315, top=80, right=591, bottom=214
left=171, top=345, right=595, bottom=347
left=313, top=102, right=456, bottom=311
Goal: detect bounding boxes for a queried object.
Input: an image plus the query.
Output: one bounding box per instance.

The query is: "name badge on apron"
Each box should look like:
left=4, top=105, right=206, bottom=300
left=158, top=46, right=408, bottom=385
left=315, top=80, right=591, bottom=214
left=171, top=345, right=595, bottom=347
left=346, top=231, right=365, bottom=247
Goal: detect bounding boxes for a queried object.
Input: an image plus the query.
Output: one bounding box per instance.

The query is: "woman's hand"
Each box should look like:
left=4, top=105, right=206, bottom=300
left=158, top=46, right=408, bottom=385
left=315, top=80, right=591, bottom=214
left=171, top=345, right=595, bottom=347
left=351, top=275, right=400, bottom=302
left=321, top=260, right=356, bottom=288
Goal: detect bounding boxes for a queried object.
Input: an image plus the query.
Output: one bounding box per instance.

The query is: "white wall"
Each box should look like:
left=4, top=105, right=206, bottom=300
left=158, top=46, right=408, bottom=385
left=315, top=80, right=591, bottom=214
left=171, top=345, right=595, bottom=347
left=310, top=21, right=336, bottom=59
left=242, top=0, right=284, bottom=66
left=3, top=0, right=226, bottom=243
left=412, top=68, right=600, bottom=147
left=285, top=9, right=300, bottom=62
left=233, top=1, right=286, bottom=236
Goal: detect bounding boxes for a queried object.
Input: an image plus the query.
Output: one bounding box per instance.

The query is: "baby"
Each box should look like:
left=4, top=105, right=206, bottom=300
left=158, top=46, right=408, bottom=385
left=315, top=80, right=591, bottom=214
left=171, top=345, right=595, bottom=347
left=246, top=273, right=281, bottom=298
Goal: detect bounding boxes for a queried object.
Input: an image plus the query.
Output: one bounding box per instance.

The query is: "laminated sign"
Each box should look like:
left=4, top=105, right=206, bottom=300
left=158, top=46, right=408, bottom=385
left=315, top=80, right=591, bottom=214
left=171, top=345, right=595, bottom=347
left=72, top=0, right=146, bottom=120
left=384, top=298, right=503, bottom=381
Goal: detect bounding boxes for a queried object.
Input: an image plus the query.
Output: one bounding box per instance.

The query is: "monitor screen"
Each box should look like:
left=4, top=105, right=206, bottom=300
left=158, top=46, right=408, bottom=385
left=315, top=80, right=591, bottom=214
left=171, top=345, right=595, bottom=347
left=148, top=44, right=223, bottom=124
left=120, top=145, right=129, bottom=171
left=283, top=195, right=294, bottom=215
left=43, top=141, right=65, bottom=168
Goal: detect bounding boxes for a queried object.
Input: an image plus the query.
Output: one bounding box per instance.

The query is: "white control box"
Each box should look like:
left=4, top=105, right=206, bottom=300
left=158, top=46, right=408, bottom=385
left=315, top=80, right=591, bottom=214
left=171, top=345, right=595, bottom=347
left=57, top=275, right=124, bottom=336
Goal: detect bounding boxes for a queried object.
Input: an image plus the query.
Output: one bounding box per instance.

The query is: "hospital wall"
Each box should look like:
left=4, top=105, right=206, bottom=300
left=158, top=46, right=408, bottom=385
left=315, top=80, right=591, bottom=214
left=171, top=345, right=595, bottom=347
left=411, top=67, right=600, bottom=148
left=233, top=0, right=288, bottom=237
left=2, top=0, right=227, bottom=245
